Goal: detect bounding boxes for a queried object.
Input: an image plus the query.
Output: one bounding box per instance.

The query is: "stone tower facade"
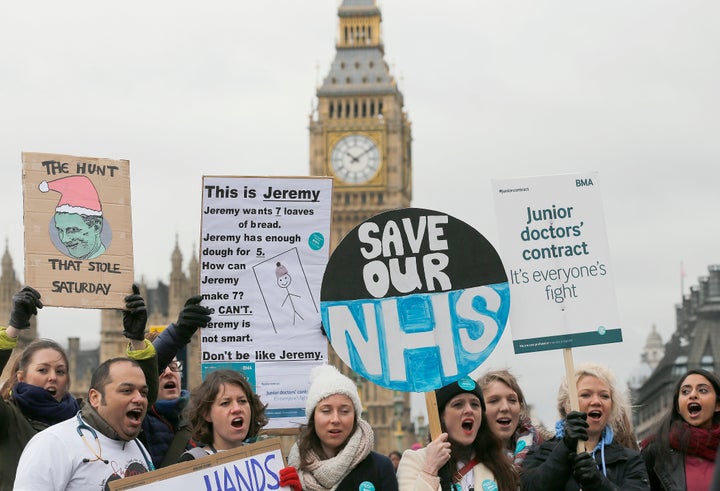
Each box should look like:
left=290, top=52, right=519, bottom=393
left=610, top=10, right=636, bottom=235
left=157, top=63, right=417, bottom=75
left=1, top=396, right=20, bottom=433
left=308, top=0, right=415, bottom=455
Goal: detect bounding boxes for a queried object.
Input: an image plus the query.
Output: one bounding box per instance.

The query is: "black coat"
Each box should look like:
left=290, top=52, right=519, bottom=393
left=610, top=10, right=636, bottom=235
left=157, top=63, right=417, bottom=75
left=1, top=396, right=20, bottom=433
left=336, top=451, right=398, bottom=491
left=641, top=442, right=686, bottom=491
left=521, top=438, right=650, bottom=491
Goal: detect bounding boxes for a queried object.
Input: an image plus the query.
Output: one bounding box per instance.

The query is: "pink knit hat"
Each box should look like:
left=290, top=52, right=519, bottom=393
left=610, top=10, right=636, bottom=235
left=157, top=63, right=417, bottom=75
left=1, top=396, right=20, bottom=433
left=276, top=262, right=289, bottom=278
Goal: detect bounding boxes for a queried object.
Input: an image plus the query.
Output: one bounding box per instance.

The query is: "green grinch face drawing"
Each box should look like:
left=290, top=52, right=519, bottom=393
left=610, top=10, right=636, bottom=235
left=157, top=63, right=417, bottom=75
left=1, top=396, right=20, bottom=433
left=40, top=175, right=110, bottom=260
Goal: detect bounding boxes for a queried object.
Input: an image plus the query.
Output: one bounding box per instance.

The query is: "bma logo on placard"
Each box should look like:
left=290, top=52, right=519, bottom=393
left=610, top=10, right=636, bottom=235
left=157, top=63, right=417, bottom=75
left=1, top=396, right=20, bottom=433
left=576, top=178, right=594, bottom=187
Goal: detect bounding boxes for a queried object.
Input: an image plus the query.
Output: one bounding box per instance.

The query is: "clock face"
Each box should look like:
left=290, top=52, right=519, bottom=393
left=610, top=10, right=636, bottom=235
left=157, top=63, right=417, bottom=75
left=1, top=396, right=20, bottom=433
left=331, top=134, right=380, bottom=185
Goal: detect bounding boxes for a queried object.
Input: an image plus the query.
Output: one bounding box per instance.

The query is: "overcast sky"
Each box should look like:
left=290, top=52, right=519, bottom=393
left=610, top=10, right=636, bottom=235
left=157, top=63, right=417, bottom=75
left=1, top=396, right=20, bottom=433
left=1, top=0, right=718, bottom=426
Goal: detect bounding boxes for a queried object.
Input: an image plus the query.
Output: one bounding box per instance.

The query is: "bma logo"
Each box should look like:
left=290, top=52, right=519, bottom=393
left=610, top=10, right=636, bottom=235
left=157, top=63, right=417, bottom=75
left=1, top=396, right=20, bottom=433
left=576, top=178, right=594, bottom=187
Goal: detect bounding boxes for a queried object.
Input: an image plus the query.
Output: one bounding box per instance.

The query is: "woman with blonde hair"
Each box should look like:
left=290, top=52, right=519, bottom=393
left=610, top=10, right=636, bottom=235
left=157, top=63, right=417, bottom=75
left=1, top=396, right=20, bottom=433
left=554, top=363, right=638, bottom=450
left=521, top=362, right=649, bottom=490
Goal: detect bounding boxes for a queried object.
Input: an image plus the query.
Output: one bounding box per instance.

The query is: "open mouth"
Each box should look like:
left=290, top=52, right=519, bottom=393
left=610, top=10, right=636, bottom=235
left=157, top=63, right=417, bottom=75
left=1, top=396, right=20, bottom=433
left=461, top=418, right=475, bottom=432
left=688, top=403, right=702, bottom=416
left=496, top=417, right=512, bottom=428
left=46, top=386, right=57, bottom=396
left=163, top=381, right=177, bottom=390
left=127, top=408, right=143, bottom=423
left=587, top=410, right=603, bottom=421
left=231, top=417, right=245, bottom=429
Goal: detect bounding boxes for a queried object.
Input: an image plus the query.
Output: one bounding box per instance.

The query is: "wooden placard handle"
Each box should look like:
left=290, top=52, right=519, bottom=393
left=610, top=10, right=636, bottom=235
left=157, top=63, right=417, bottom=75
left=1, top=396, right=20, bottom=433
left=425, top=391, right=443, bottom=440
left=563, top=347, right=586, bottom=453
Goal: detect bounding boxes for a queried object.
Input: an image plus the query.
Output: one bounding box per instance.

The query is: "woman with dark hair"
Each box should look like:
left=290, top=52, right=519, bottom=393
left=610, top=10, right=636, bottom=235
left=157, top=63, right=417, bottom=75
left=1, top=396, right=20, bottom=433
left=397, top=376, right=519, bottom=491
left=478, top=368, right=544, bottom=469
left=178, top=369, right=268, bottom=460
left=280, top=364, right=398, bottom=491
left=522, top=362, right=649, bottom=490
left=641, top=368, right=720, bottom=490
left=0, top=287, right=78, bottom=490
left=0, top=285, right=158, bottom=490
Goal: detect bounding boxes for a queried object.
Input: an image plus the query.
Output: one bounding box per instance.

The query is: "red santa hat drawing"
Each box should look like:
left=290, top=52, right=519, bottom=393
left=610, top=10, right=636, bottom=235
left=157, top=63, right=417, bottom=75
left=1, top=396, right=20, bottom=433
left=38, top=175, right=102, bottom=216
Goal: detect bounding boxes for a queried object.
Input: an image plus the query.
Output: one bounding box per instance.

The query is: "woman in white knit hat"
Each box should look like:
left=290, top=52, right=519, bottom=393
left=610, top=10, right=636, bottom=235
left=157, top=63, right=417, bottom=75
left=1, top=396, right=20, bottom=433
left=396, top=376, right=520, bottom=491
left=280, top=364, right=398, bottom=491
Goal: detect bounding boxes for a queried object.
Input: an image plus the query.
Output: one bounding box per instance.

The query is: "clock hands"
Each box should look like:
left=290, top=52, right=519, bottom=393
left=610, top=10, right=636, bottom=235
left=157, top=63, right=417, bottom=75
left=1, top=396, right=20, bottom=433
left=345, top=146, right=375, bottom=163
left=355, top=146, right=375, bottom=159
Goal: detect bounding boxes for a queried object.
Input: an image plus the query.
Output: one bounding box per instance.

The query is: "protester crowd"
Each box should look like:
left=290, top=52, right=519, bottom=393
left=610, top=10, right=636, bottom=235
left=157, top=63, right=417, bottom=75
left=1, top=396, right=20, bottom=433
left=2, top=285, right=720, bottom=490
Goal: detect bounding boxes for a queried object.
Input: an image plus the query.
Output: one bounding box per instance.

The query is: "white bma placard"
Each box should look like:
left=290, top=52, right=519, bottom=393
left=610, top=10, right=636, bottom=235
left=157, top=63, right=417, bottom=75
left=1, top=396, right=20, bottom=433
left=200, top=176, right=332, bottom=429
left=492, top=172, right=621, bottom=353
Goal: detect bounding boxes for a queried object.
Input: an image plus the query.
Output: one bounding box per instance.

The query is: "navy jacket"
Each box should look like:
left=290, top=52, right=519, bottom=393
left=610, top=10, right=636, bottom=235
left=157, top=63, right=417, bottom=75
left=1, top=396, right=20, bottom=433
left=336, top=451, right=398, bottom=491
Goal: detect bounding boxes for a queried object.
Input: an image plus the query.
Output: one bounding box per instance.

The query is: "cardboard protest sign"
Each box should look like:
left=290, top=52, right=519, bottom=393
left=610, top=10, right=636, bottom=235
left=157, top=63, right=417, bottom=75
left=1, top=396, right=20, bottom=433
left=107, top=438, right=288, bottom=491
left=22, top=152, right=134, bottom=309
left=200, top=176, right=332, bottom=429
left=320, top=207, right=510, bottom=393
left=492, top=172, right=621, bottom=354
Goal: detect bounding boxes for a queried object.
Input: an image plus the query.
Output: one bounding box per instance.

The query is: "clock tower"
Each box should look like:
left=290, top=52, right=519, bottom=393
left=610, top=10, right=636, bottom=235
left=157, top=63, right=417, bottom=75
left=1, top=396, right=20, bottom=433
left=309, top=0, right=412, bottom=250
left=309, top=0, right=414, bottom=454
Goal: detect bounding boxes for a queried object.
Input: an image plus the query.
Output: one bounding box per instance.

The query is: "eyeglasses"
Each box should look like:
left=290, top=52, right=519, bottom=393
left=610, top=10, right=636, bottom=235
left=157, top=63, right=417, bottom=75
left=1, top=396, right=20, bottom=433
left=166, top=361, right=183, bottom=373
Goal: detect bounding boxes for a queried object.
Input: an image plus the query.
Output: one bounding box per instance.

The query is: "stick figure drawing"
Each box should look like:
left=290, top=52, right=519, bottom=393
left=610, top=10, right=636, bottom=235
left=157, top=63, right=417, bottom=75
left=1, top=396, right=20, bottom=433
left=276, top=262, right=303, bottom=324
left=252, top=248, right=318, bottom=333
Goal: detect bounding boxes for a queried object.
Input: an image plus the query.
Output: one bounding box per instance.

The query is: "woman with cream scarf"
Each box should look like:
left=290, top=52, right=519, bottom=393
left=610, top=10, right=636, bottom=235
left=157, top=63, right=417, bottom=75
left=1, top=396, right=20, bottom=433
left=280, top=364, right=398, bottom=491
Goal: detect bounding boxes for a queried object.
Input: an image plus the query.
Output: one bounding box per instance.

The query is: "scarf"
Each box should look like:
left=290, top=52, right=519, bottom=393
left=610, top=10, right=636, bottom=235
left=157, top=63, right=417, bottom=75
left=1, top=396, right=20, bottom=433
left=81, top=400, right=124, bottom=440
left=13, top=381, right=80, bottom=426
left=669, top=420, right=720, bottom=461
left=511, top=417, right=541, bottom=468
left=288, top=419, right=374, bottom=491
left=154, top=389, right=189, bottom=425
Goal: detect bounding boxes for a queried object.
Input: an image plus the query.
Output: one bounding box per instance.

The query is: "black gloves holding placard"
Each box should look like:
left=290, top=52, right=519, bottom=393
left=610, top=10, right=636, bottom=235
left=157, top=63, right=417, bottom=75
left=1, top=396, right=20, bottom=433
left=563, top=411, right=589, bottom=451
left=123, top=284, right=148, bottom=340
left=9, top=286, right=43, bottom=329
left=570, top=452, right=604, bottom=490
left=175, top=296, right=212, bottom=344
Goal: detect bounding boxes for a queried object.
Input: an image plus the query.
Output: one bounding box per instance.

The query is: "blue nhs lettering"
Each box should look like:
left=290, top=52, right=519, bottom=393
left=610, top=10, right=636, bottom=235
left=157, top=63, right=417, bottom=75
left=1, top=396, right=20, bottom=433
left=321, top=284, right=509, bottom=392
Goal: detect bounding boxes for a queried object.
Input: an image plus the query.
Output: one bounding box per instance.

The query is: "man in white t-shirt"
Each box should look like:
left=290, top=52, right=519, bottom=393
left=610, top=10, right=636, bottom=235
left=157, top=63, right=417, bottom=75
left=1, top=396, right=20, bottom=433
left=14, top=357, right=154, bottom=490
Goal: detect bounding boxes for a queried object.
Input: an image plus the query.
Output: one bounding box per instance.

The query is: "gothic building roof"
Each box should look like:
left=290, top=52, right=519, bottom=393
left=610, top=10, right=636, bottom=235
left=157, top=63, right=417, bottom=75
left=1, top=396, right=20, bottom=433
left=318, top=0, right=400, bottom=98
left=340, top=0, right=377, bottom=9
left=319, top=50, right=397, bottom=97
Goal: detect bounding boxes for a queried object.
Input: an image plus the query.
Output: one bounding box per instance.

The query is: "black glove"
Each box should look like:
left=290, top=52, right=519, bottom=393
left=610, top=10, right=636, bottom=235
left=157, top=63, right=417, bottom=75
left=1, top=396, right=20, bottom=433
left=563, top=411, right=589, bottom=451
left=9, top=286, right=43, bottom=329
left=571, top=452, right=603, bottom=490
left=175, top=296, right=211, bottom=344
left=123, top=284, right=147, bottom=340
